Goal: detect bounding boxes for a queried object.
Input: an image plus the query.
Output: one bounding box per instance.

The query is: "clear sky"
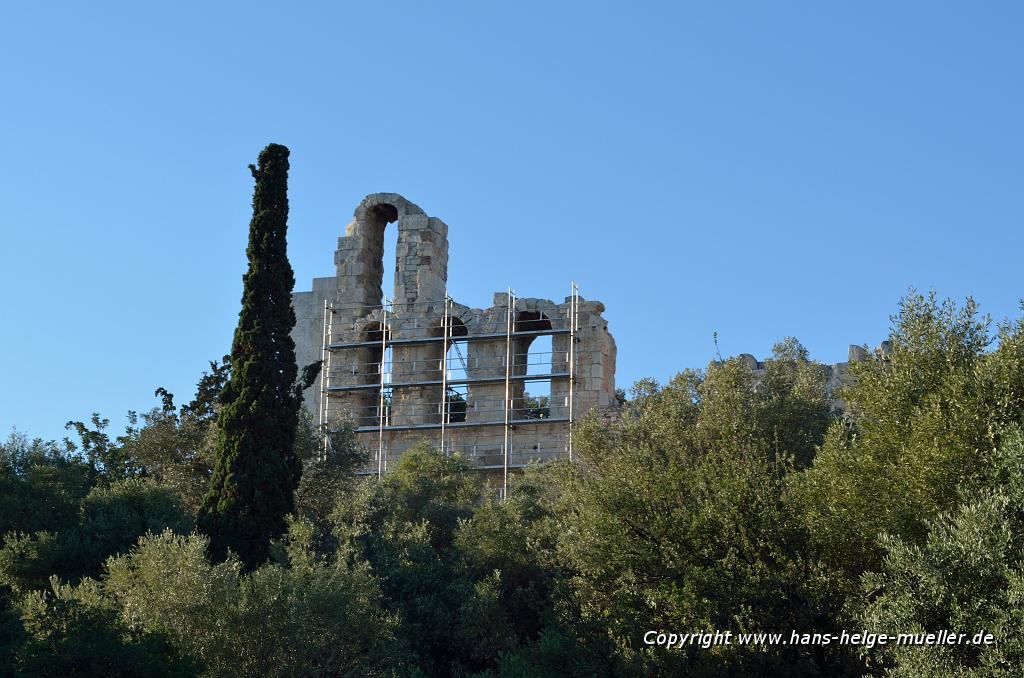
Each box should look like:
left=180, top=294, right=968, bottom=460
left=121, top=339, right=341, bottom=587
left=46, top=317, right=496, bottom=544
left=2, top=2, right=1022, bottom=443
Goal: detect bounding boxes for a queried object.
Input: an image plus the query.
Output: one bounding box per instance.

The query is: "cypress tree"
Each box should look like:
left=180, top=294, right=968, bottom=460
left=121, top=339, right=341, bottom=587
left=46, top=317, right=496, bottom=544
left=199, top=143, right=301, bottom=568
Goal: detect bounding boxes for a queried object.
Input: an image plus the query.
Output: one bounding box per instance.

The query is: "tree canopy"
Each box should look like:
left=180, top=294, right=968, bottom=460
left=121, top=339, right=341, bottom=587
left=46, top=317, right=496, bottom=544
left=3, top=289, right=1024, bottom=676
left=198, top=144, right=302, bottom=570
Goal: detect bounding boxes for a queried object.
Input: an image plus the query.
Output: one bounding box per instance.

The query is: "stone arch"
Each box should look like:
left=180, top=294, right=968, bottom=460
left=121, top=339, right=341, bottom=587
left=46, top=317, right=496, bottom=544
left=448, top=302, right=480, bottom=335
left=439, top=315, right=469, bottom=423
left=335, top=193, right=449, bottom=315
left=513, top=310, right=553, bottom=419
left=354, top=320, right=391, bottom=427
left=346, top=194, right=424, bottom=310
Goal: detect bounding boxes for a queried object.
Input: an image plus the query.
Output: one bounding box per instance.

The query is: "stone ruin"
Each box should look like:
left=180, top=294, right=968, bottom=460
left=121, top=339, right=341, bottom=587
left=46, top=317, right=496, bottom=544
left=291, top=193, right=618, bottom=487
left=734, top=340, right=893, bottom=411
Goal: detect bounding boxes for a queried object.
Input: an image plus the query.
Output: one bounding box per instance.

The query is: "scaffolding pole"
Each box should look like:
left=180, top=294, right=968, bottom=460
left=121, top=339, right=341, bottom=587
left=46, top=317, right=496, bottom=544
left=568, top=282, right=578, bottom=461
left=377, top=296, right=389, bottom=479
left=318, top=300, right=330, bottom=462
left=503, top=288, right=514, bottom=500
left=326, top=305, right=336, bottom=461
left=323, top=283, right=583, bottom=476
left=328, top=327, right=568, bottom=351
left=440, top=293, right=449, bottom=455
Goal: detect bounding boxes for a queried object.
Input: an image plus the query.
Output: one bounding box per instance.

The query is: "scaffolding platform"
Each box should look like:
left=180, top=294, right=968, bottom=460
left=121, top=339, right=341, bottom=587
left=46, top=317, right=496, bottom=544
left=318, top=285, right=582, bottom=497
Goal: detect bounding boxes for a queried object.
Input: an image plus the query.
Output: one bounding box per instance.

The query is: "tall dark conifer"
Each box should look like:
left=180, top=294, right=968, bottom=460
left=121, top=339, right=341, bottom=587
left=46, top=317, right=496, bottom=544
left=199, top=143, right=301, bottom=568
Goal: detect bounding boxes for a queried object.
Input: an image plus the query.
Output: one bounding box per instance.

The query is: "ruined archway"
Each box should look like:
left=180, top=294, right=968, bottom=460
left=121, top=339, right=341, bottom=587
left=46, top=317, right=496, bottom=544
left=442, top=316, right=469, bottom=423
left=358, top=201, right=398, bottom=311
left=335, top=193, right=447, bottom=312
left=513, top=311, right=553, bottom=419
left=294, top=193, right=618, bottom=479
left=354, top=321, right=391, bottom=428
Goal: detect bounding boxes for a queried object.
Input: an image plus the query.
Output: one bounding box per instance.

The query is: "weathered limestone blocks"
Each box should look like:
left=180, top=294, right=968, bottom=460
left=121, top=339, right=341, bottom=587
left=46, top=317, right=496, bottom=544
left=292, top=193, right=617, bottom=471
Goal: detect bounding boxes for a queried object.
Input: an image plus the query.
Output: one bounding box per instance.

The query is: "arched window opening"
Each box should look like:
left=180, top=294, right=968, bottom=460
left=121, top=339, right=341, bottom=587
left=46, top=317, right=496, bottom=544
left=359, top=321, right=391, bottom=427
left=432, top=315, right=469, bottom=424
left=514, top=311, right=552, bottom=420
left=445, top=317, right=469, bottom=423
left=363, top=203, right=400, bottom=307
left=382, top=230, right=399, bottom=308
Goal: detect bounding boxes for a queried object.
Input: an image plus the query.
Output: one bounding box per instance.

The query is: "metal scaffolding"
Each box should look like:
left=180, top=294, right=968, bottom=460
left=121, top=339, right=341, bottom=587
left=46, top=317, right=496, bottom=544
left=502, top=288, right=514, bottom=499
left=319, top=283, right=581, bottom=494
left=377, top=295, right=389, bottom=479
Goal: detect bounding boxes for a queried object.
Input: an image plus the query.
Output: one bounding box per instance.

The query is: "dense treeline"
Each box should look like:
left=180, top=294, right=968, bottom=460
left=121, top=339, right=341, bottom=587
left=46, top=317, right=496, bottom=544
left=2, top=291, right=1024, bottom=676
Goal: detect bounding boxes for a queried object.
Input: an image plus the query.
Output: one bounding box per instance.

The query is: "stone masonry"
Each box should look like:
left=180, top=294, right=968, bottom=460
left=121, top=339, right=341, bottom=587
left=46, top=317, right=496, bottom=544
left=291, top=193, right=618, bottom=476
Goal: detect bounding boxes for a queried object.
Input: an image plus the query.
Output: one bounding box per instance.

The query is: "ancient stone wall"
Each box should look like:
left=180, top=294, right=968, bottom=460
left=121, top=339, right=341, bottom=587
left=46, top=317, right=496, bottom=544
left=291, top=193, right=618, bottom=477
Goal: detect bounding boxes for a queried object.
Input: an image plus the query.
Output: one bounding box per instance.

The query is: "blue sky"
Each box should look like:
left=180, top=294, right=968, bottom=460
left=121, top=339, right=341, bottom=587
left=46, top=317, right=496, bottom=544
left=2, top=2, right=1021, bottom=442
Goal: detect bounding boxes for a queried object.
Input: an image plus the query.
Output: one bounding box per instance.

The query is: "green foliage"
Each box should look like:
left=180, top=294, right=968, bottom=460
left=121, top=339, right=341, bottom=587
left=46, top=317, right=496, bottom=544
left=64, top=413, right=144, bottom=482
left=753, top=337, right=834, bottom=468
left=179, top=356, right=232, bottom=423
left=5, top=290, right=1024, bottom=675
left=553, top=345, right=848, bottom=675
left=692, top=338, right=832, bottom=468
left=14, top=578, right=197, bottom=677
left=74, top=479, right=192, bottom=577
left=199, top=143, right=303, bottom=569
left=359, top=444, right=482, bottom=547
left=0, top=432, right=91, bottom=544
left=457, top=468, right=560, bottom=645
left=102, top=528, right=396, bottom=677
left=119, top=391, right=219, bottom=517
left=0, top=584, right=23, bottom=677
left=332, top=444, right=606, bottom=674
left=522, top=392, right=550, bottom=420
left=332, top=444, right=484, bottom=674
left=457, top=468, right=623, bottom=676
left=799, top=293, right=1024, bottom=580
left=0, top=532, right=63, bottom=596
left=0, top=479, right=190, bottom=592
left=860, top=428, right=1024, bottom=676
left=495, top=623, right=624, bottom=678
left=446, top=389, right=467, bottom=423
left=294, top=412, right=368, bottom=529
